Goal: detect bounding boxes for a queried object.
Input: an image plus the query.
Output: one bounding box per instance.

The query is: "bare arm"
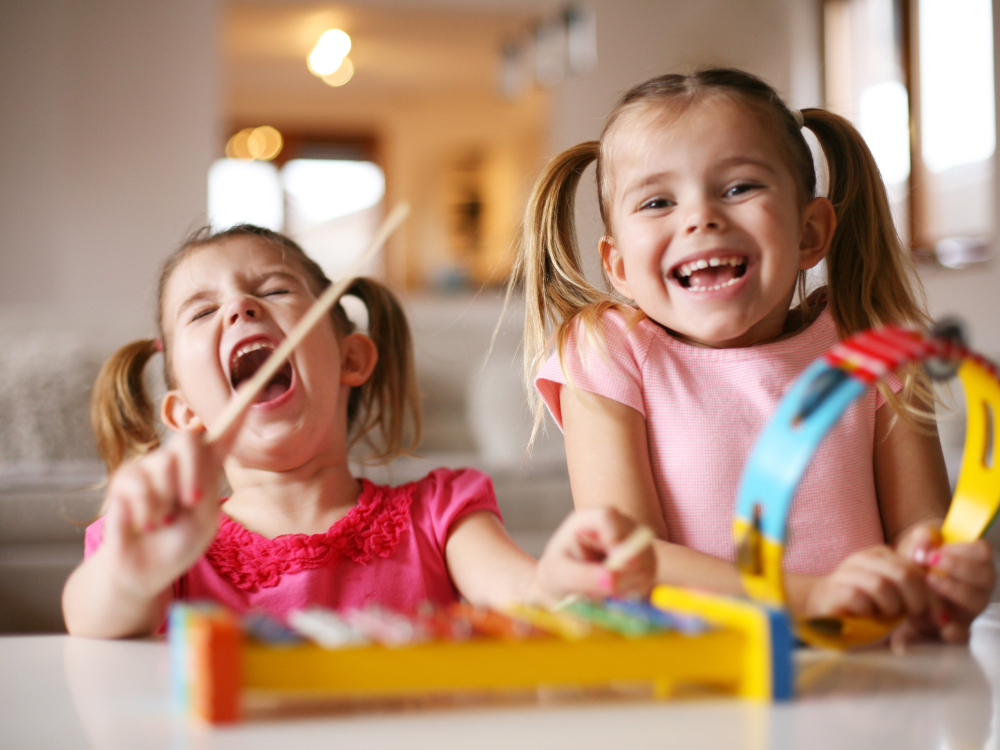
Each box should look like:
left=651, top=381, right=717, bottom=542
left=444, top=512, right=539, bottom=608
left=560, top=385, right=748, bottom=594
left=558, top=383, right=917, bottom=617
left=444, top=508, right=656, bottom=609
left=62, top=432, right=223, bottom=638
left=874, top=395, right=995, bottom=641
left=873, top=398, right=951, bottom=546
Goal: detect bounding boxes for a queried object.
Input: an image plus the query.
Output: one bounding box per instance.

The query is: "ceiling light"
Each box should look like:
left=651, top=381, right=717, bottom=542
left=308, top=29, right=352, bottom=76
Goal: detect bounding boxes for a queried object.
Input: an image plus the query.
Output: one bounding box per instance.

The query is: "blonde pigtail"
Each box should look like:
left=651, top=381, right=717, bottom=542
left=802, top=108, right=936, bottom=425
left=90, top=338, right=162, bottom=478
left=510, top=141, right=621, bottom=442
left=342, top=277, right=422, bottom=463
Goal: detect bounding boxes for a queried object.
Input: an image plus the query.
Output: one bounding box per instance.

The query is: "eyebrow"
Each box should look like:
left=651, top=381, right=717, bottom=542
left=619, top=156, right=780, bottom=201
left=174, top=270, right=304, bottom=321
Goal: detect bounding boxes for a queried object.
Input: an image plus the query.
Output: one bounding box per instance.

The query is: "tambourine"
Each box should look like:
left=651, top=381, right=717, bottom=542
left=734, top=321, right=1000, bottom=648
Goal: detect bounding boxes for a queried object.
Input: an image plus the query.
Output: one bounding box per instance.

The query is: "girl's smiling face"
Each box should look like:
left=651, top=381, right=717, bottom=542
left=601, top=96, right=834, bottom=348
left=158, top=238, right=353, bottom=469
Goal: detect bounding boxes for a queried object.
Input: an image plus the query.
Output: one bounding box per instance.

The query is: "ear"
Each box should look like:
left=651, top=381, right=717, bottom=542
left=161, top=390, right=205, bottom=434
left=799, top=197, right=837, bottom=270
left=340, top=332, right=379, bottom=387
left=599, top=236, right=634, bottom=299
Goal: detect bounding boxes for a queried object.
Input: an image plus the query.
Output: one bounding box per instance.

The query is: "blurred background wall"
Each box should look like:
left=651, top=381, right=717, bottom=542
left=2, top=0, right=996, bottom=347
left=0, top=0, right=219, bottom=344
left=0, top=0, right=827, bottom=343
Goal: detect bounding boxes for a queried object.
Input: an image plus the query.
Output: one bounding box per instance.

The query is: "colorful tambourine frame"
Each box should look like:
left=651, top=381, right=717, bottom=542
left=734, top=323, right=1000, bottom=649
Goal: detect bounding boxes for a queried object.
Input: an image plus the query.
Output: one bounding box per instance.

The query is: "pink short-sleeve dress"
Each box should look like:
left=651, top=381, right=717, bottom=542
left=84, top=467, right=500, bottom=624
left=537, top=306, right=892, bottom=576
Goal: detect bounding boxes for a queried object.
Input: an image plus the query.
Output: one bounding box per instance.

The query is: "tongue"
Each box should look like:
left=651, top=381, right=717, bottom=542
left=688, top=265, right=739, bottom=289
left=254, top=381, right=289, bottom=404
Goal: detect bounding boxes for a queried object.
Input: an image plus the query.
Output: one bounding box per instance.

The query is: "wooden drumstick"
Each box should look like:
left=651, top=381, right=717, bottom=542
left=604, top=525, right=655, bottom=572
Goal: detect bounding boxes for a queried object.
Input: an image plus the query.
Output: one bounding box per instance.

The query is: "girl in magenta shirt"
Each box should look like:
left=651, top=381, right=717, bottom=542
left=513, top=68, right=994, bottom=643
left=63, top=225, right=654, bottom=638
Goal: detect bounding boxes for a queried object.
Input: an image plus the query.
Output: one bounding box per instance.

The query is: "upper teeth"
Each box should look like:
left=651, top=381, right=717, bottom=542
left=231, top=340, right=274, bottom=367
left=676, top=256, right=744, bottom=278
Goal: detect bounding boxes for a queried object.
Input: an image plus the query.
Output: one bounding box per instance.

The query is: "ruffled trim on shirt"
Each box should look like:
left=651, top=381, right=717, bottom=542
left=205, top=479, right=413, bottom=592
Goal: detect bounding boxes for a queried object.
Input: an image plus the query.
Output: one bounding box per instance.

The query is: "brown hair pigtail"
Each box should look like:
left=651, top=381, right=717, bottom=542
left=90, top=338, right=162, bottom=478
left=802, top=108, right=935, bottom=424
left=341, top=277, right=422, bottom=463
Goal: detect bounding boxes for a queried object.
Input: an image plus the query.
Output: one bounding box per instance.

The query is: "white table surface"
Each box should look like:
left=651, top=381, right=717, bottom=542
left=3, top=605, right=999, bottom=750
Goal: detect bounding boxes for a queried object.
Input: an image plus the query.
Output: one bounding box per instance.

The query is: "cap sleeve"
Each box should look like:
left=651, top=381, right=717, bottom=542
left=535, top=309, right=651, bottom=428
left=84, top=516, right=106, bottom=559
left=875, top=370, right=906, bottom=410
left=413, top=468, right=503, bottom=552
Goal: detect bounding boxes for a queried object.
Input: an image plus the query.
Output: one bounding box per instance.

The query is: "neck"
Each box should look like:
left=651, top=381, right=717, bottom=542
left=221, top=453, right=361, bottom=538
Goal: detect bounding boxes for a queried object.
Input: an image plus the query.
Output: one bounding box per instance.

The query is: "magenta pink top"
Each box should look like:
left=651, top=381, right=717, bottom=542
left=537, top=306, right=893, bottom=576
left=84, top=468, right=500, bottom=624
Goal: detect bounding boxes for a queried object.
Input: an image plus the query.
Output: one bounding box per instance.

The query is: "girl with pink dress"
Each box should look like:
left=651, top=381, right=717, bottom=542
left=63, top=225, right=654, bottom=638
left=514, top=68, right=994, bottom=642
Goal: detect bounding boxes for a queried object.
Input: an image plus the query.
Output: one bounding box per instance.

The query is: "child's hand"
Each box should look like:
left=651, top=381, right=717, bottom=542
left=895, top=523, right=996, bottom=643
left=803, top=545, right=929, bottom=622
left=534, top=508, right=656, bottom=602
left=101, top=430, right=224, bottom=598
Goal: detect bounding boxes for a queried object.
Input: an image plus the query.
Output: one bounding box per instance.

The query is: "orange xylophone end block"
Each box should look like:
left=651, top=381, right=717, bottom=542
left=188, top=606, right=243, bottom=724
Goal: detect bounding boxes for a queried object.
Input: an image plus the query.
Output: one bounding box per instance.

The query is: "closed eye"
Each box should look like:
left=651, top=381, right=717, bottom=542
left=261, top=288, right=290, bottom=298
left=190, top=307, right=216, bottom=323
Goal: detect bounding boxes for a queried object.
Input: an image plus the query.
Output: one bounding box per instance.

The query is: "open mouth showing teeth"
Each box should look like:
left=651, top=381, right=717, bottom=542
left=229, top=340, right=293, bottom=404
left=673, top=255, right=748, bottom=292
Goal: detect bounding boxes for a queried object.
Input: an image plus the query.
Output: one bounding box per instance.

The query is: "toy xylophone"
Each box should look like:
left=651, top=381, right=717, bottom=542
left=171, top=320, right=1000, bottom=722
left=170, top=587, right=794, bottom=723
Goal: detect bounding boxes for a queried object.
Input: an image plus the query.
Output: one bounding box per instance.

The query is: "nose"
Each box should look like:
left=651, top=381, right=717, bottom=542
left=683, top=199, right=725, bottom=235
left=223, top=295, right=262, bottom=327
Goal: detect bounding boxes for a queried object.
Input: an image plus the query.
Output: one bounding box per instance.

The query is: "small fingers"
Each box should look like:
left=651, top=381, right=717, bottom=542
left=173, top=430, right=217, bottom=508
left=811, top=547, right=929, bottom=620
left=552, top=556, right=620, bottom=601
left=928, top=541, right=995, bottom=588
left=846, top=548, right=928, bottom=618
left=541, top=508, right=656, bottom=600
left=558, top=507, right=643, bottom=564
left=926, top=570, right=991, bottom=622
left=900, top=522, right=941, bottom=564
left=107, top=456, right=176, bottom=534
left=607, top=551, right=656, bottom=597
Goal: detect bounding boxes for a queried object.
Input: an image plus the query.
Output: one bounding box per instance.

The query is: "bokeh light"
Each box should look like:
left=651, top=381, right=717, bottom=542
left=208, top=159, right=284, bottom=230
left=224, top=126, right=283, bottom=161
left=321, top=57, right=354, bottom=87
left=308, top=29, right=352, bottom=76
